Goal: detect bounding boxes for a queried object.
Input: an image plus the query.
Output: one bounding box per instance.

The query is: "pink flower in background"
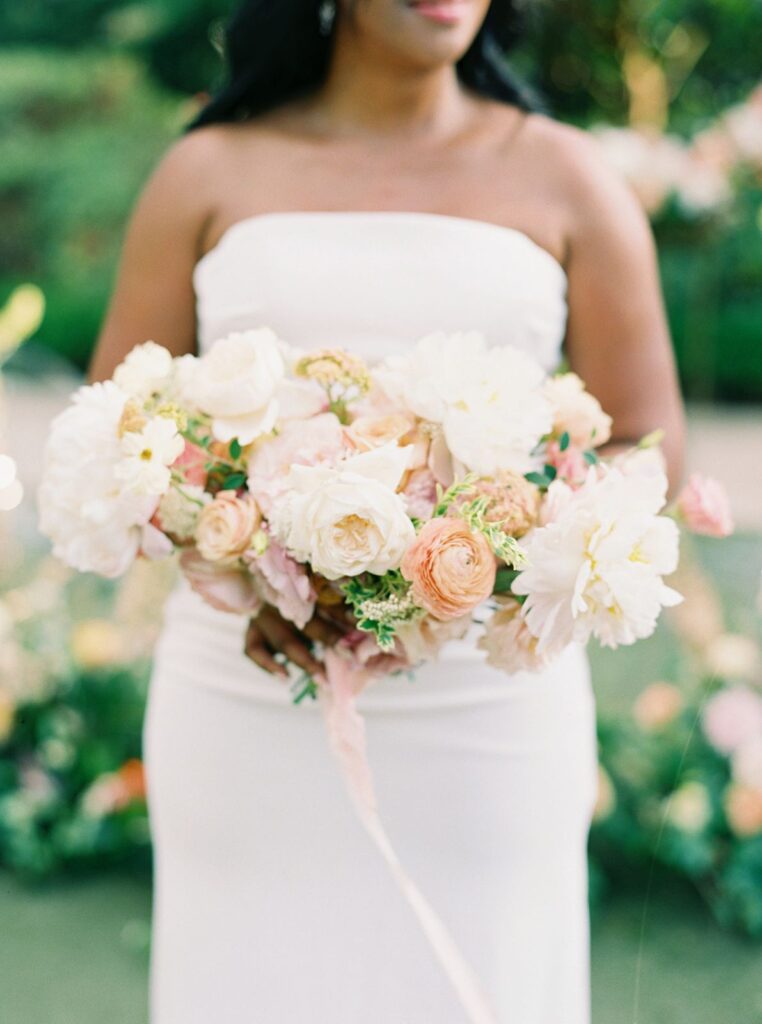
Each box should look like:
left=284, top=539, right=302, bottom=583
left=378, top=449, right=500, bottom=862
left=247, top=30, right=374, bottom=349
left=633, top=681, right=684, bottom=730
left=401, top=517, right=496, bottom=621
left=702, top=686, right=762, bottom=755
left=179, top=549, right=262, bottom=615
left=675, top=473, right=734, bottom=537
left=172, top=440, right=208, bottom=487
left=545, top=440, right=589, bottom=488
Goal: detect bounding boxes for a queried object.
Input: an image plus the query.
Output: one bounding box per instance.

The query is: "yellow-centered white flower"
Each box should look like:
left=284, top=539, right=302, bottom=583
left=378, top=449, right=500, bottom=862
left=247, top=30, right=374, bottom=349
left=115, top=416, right=184, bottom=496
left=513, top=466, right=682, bottom=655
left=270, top=444, right=416, bottom=580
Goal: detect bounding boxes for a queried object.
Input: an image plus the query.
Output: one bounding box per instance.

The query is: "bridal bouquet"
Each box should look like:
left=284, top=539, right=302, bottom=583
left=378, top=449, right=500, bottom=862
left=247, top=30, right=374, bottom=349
left=37, top=327, right=732, bottom=1024
left=39, top=329, right=731, bottom=695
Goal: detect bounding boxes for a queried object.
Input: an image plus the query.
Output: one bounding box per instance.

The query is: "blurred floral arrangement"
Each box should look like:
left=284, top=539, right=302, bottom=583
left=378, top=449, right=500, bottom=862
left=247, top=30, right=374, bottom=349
left=591, top=556, right=762, bottom=937
left=0, top=556, right=172, bottom=878
left=593, top=85, right=762, bottom=220
left=0, top=283, right=45, bottom=514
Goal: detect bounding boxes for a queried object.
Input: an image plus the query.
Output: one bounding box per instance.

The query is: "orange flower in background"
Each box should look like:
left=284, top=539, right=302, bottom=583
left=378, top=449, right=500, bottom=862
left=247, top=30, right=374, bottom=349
left=401, top=517, right=496, bottom=621
left=118, top=758, right=147, bottom=805
left=724, top=784, right=762, bottom=838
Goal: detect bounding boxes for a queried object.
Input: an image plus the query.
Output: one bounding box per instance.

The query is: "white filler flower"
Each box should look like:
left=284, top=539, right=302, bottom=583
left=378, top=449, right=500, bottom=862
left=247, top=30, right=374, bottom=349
left=270, top=444, right=415, bottom=580
left=38, top=381, right=158, bottom=577
left=513, top=466, right=682, bottom=656
left=377, top=331, right=552, bottom=474
left=185, top=328, right=285, bottom=444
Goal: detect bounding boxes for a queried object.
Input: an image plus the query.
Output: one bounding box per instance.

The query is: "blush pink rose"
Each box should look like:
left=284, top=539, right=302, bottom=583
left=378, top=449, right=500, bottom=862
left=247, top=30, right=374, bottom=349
left=401, top=517, right=496, bottom=621
left=546, top=440, right=589, bottom=488
left=195, top=491, right=261, bottom=563
left=244, top=537, right=316, bottom=630
left=676, top=473, right=734, bottom=537
left=402, top=467, right=439, bottom=520
left=171, top=440, right=208, bottom=487
left=179, top=548, right=262, bottom=615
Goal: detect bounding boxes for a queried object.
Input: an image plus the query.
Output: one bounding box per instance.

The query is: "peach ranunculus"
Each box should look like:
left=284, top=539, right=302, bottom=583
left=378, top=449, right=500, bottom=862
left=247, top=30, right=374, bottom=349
left=195, top=491, right=261, bottom=563
left=477, top=597, right=551, bottom=673
left=675, top=473, right=734, bottom=537
left=633, top=681, right=684, bottom=731
left=465, top=471, right=541, bottom=537
left=401, top=517, right=496, bottom=621
left=724, top=784, right=762, bottom=838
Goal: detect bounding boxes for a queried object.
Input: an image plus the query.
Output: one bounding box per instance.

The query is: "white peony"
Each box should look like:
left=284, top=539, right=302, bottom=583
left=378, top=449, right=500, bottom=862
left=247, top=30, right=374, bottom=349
left=270, top=444, right=415, bottom=579
left=115, top=415, right=184, bottom=495
left=185, top=329, right=285, bottom=444
left=113, top=341, right=174, bottom=402
left=376, top=331, right=552, bottom=474
left=37, top=381, right=158, bottom=577
left=0, top=453, right=23, bottom=511
left=512, top=466, right=682, bottom=656
left=542, top=372, right=612, bottom=448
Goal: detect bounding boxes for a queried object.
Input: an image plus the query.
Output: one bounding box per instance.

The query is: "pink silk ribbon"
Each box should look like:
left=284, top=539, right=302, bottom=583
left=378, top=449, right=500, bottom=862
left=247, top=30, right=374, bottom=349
left=319, top=647, right=500, bottom=1024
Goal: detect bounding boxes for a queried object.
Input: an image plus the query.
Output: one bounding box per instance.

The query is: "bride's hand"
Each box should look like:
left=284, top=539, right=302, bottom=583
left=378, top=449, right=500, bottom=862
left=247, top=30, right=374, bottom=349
left=244, top=604, right=349, bottom=678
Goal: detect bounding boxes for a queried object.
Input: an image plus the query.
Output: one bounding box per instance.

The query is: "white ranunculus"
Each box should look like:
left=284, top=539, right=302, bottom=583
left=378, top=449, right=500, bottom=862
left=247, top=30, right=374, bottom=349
left=115, top=415, right=184, bottom=495
left=732, top=736, right=762, bottom=791
left=185, top=329, right=285, bottom=444
left=376, top=332, right=552, bottom=474
left=37, top=381, right=158, bottom=577
left=512, top=466, right=682, bottom=656
left=0, top=453, right=23, bottom=511
left=542, top=372, right=612, bottom=448
left=113, top=341, right=174, bottom=402
left=270, top=444, right=415, bottom=579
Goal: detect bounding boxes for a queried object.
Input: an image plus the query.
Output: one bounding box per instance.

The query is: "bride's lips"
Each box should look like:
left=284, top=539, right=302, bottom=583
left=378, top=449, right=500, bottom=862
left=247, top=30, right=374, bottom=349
left=407, top=0, right=470, bottom=25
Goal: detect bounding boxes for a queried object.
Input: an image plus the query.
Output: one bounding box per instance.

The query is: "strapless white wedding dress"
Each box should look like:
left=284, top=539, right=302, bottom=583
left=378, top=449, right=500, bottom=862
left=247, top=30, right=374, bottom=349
left=143, top=211, right=599, bottom=1024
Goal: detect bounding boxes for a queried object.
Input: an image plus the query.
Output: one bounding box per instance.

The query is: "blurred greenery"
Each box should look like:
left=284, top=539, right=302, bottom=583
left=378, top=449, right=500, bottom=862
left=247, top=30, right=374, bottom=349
left=0, top=0, right=760, bottom=397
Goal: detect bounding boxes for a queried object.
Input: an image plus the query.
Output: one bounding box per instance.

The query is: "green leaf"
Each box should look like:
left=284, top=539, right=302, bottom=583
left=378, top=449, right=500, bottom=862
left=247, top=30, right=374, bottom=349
left=493, top=567, right=520, bottom=594
left=583, top=450, right=599, bottom=465
left=220, top=472, right=246, bottom=490
left=559, top=430, right=570, bottom=452
left=229, top=439, right=242, bottom=459
left=544, top=464, right=557, bottom=481
left=524, top=471, right=550, bottom=487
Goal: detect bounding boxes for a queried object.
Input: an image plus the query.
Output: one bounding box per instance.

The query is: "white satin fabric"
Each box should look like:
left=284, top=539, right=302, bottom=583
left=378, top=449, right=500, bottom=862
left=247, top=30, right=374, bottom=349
left=144, top=211, right=599, bottom=1024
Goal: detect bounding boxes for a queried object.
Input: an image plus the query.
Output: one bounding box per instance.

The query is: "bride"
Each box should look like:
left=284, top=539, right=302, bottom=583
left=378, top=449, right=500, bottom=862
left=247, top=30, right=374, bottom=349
left=89, top=1, right=685, bottom=1021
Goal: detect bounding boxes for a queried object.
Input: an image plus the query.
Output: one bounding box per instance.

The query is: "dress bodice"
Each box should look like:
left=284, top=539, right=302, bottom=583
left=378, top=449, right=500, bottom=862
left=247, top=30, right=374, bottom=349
left=192, top=210, right=568, bottom=370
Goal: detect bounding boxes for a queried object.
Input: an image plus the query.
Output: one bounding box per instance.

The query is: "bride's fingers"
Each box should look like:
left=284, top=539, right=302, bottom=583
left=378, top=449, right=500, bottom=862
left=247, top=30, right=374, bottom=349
left=303, top=615, right=344, bottom=647
left=244, top=620, right=288, bottom=677
left=257, top=607, right=325, bottom=678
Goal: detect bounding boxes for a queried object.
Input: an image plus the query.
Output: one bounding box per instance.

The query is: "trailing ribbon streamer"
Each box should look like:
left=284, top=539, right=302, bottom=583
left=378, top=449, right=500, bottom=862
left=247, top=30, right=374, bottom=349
left=319, top=647, right=500, bottom=1024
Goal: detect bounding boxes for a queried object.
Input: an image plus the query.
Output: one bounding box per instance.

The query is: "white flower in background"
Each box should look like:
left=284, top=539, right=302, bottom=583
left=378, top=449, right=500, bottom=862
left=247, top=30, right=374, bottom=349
left=542, top=372, right=612, bottom=448
left=115, top=415, right=184, bottom=495
left=270, top=444, right=415, bottom=579
left=704, top=633, right=759, bottom=680
left=0, top=453, right=23, bottom=511
left=37, top=381, right=157, bottom=577
left=513, top=467, right=682, bottom=656
left=157, top=484, right=209, bottom=541
left=731, top=736, right=762, bottom=792
left=664, top=781, right=712, bottom=833
left=702, top=686, right=762, bottom=755
left=113, top=341, right=174, bottom=402
left=377, top=332, right=552, bottom=475
left=185, top=329, right=285, bottom=444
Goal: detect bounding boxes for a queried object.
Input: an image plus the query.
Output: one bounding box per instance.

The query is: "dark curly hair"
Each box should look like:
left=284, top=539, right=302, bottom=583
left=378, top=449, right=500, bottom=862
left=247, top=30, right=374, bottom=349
left=188, top=0, right=539, bottom=130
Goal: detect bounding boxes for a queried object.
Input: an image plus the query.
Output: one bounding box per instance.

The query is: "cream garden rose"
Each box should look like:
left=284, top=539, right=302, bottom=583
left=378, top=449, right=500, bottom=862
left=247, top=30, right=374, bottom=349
left=270, top=444, right=415, bottom=580
left=196, top=491, right=262, bottom=563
